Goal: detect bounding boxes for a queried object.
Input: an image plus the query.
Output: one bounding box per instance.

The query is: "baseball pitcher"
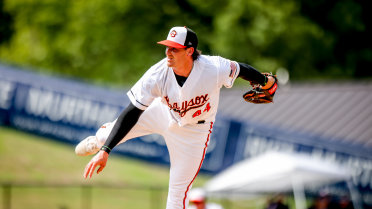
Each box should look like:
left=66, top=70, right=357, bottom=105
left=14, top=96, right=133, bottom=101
left=75, top=26, right=278, bottom=209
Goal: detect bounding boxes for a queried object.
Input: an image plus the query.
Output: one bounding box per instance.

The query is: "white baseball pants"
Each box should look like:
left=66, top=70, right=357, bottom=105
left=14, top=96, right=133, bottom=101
left=95, top=99, right=214, bottom=209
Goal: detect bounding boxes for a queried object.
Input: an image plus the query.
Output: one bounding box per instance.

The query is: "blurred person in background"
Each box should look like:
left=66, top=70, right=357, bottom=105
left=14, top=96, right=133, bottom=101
left=265, top=194, right=289, bottom=209
left=338, top=196, right=354, bottom=209
left=188, top=188, right=224, bottom=209
left=308, top=193, right=340, bottom=209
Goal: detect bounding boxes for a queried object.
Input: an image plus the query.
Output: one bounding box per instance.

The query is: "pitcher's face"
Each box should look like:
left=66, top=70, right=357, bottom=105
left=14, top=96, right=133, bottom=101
left=165, top=47, right=188, bottom=68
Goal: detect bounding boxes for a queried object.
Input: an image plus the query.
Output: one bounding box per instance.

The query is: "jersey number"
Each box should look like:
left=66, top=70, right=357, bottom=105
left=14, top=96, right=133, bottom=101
left=192, top=103, right=211, bottom=118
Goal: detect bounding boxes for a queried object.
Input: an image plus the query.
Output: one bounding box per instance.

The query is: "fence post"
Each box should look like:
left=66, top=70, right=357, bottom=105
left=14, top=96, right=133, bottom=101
left=3, top=184, right=11, bottom=209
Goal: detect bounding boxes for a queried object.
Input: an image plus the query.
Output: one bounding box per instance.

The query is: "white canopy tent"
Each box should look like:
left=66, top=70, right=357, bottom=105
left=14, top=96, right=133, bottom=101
left=205, top=151, right=357, bottom=209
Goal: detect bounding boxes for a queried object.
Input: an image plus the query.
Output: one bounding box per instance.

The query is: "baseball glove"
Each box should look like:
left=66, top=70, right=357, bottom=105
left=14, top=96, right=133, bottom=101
left=243, top=73, right=278, bottom=104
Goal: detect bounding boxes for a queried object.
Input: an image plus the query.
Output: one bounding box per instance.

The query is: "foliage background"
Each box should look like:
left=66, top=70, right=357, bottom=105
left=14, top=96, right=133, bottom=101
left=0, top=0, right=371, bottom=86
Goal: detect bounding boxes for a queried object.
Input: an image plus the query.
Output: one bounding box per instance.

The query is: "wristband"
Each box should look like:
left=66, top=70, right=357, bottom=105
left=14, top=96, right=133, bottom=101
left=263, top=75, right=268, bottom=86
left=100, top=145, right=112, bottom=154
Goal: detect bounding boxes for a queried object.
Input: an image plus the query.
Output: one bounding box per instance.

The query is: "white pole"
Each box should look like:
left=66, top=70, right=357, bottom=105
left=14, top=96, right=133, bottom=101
left=346, top=180, right=362, bottom=209
left=292, top=176, right=307, bottom=209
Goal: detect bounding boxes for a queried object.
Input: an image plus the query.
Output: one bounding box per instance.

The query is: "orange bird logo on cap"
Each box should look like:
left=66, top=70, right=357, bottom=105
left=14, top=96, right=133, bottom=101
left=170, top=30, right=177, bottom=37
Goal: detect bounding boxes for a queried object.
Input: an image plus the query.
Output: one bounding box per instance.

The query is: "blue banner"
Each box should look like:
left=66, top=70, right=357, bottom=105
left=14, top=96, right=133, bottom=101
left=0, top=64, right=231, bottom=173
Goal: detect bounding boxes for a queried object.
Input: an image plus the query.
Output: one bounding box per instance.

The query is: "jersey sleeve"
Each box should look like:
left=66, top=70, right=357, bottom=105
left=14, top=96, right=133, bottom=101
left=215, top=56, right=240, bottom=88
left=127, top=60, right=163, bottom=110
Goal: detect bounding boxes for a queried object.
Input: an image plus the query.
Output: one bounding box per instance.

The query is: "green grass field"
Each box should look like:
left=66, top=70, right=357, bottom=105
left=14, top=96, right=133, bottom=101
left=0, top=126, right=211, bottom=209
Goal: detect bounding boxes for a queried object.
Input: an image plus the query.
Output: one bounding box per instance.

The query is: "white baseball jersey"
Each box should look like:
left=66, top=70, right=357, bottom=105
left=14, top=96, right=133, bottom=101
left=96, top=54, right=240, bottom=209
left=127, top=55, right=240, bottom=127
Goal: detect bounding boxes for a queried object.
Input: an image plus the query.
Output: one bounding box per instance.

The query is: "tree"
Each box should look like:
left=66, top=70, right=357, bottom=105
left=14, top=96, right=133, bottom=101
left=1, top=0, right=371, bottom=84
left=0, top=0, right=13, bottom=44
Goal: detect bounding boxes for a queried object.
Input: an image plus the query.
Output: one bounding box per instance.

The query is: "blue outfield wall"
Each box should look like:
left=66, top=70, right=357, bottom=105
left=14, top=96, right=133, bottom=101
left=1, top=64, right=371, bottom=207
left=0, top=64, right=233, bottom=173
